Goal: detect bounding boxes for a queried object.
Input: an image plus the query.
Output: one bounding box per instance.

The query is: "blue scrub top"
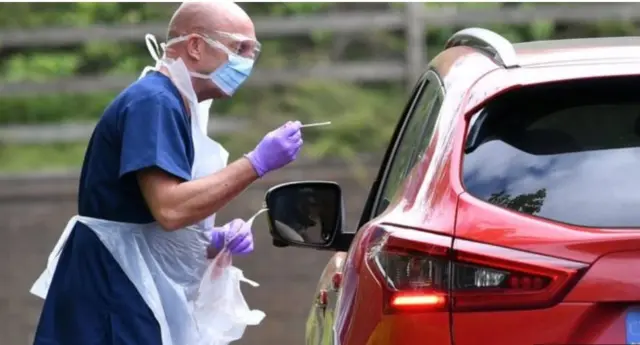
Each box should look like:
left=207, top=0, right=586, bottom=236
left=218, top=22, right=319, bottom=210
left=34, top=72, right=195, bottom=345
left=78, top=71, right=194, bottom=223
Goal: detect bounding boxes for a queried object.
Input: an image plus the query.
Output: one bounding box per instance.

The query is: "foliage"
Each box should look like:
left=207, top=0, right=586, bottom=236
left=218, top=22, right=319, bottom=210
left=488, top=189, right=547, bottom=215
left=0, top=142, right=87, bottom=172
left=0, top=3, right=639, bottom=171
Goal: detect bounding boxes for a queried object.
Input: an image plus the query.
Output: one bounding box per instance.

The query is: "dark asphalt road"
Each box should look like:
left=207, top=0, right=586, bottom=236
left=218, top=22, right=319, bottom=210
left=0, top=161, right=376, bottom=345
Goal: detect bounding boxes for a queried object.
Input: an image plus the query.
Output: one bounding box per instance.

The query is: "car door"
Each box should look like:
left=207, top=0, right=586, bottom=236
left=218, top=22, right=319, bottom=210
left=305, top=70, right=445, bottom=345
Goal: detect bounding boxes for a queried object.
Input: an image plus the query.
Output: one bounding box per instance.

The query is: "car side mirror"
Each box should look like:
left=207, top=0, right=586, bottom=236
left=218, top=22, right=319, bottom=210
left=265, top=181, right=344, bottom=250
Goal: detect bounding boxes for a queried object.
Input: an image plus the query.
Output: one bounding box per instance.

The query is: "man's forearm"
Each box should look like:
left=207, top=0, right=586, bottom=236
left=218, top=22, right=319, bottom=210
left=147, top=157, right=259, bottom=230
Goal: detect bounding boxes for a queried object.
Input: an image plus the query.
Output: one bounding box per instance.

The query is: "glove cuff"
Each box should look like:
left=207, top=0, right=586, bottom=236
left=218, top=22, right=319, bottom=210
left=209, top=231, right=225, bottom=250
left=244, top=151, right=266, bottom=177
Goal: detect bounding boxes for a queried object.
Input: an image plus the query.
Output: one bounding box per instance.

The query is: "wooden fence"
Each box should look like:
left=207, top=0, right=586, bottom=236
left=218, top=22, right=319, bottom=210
left=3, top=3, right=640, bottom=144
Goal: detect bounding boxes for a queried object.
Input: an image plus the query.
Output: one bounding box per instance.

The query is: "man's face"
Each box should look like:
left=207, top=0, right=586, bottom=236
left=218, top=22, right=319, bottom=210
left=187, top=28, right=258, bottom=99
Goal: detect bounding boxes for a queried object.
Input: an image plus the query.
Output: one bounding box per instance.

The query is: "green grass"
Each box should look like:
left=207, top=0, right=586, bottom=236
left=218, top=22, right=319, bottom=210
left=0, top=142, right=87, bottom=172
left=0, top=139, right=254, bottom=173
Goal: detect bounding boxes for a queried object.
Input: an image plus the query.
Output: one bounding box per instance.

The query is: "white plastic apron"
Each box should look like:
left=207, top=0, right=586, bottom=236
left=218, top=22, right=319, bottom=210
left=30, top=35, right=262, bottom=345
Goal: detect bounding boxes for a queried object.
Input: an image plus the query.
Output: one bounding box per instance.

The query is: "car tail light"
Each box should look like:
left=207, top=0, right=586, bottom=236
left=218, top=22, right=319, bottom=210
left=365, top=224, right=588, bottom=313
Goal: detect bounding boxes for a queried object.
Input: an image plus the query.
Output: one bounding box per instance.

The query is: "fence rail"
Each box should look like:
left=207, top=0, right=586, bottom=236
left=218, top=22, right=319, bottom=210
left=3, top=3, right=640, bottom=145
left=0, top=154, right=381, bottom=192
left=0, top=60, right=406, bottom=97
left=2, top=4, right=639, bottom=48
left=0, top=117, right=249, bottom=144
left=3, top=4, right=640, bottom=97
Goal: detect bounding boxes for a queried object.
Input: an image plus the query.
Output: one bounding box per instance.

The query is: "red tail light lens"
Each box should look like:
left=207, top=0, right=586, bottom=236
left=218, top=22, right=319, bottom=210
left=365, top=224, right=588, bottom=313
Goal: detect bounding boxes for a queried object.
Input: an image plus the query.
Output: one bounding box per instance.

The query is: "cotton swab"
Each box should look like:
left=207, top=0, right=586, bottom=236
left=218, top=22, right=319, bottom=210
left=300, top=121, right=332, bottom=128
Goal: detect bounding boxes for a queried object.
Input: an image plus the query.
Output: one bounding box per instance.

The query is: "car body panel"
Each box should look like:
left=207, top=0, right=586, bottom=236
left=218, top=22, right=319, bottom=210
left=327, top=48, right=497, bottom=345
left=455, top=192, right=640, bottom=264
left=566, top=250, right=640, bottom=302
left=453, top=56, right=640, bottom=265
left=306, top=252, right=346, bottom=345
left=462, top=61, right=640, bottom=119
left=452, top=303, right=630, bottom=345
left=302, top=36, right=640, bottom=345
left=449, top=42, right=640, bottom=345
left=333, top=220, right=452, bottom=345
left=517, top=46, right=640, bottom=66
left=513, top=36, right=640, bottom=50
left=382, top=47, right=497, bottom=231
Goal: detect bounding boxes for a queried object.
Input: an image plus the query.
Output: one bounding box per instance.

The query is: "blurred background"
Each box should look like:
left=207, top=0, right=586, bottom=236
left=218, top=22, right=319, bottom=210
left=3, top=2, right=640, bottom=345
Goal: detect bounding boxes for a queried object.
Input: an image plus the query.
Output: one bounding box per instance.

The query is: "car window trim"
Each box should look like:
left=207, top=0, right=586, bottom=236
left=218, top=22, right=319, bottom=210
left=375, top=78, right=445, bottom=215
left=355, top=72, right=430, bottom=229
left=372, top=70, right=445, bottom=217
left=357, top=68, right=445, bottom=227
left=407, top=88, right=445, bottom=172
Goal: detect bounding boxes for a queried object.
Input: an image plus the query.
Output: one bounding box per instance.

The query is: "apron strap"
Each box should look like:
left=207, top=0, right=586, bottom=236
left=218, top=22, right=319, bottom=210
left=240, top=276, right=259, bottom=287
left=30, top=215, right=81, bottom=298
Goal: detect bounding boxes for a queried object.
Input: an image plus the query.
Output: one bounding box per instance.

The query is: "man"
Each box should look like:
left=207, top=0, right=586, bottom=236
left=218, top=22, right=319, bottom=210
left=272, top=190, right=327, bottom=244
left=292, top=191, right=323, bottom=242
left=30, top=2, right=301, bottom=345
left=297, top=190, right=337, bottom=243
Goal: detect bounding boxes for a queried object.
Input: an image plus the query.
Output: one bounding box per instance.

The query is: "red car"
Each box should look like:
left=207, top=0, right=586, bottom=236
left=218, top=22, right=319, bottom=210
left=264, top=28, right=640, bottom=345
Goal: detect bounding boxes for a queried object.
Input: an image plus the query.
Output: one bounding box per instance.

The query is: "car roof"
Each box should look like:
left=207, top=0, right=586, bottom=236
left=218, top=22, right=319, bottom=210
left=437, top=29, right=640, bottom=76
left=514, top=37, right=640, bottom=67
left=431, top=29, right=640, bottom=117
left=515, top=36, right=640, bottom=51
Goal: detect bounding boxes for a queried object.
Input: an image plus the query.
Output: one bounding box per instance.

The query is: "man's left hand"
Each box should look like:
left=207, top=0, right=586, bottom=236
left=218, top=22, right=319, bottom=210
left=207, top=219, right=254, bottom=258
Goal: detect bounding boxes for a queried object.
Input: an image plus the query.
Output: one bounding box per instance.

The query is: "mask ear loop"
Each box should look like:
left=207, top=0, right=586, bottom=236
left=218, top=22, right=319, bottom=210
left=139, top=34, right=167, bottom=80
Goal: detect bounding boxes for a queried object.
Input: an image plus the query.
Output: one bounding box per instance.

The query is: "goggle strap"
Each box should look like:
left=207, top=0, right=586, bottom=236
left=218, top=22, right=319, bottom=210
left=139, top=34, right=167, bottom=80
left=145, top=34, right=167, bottom=62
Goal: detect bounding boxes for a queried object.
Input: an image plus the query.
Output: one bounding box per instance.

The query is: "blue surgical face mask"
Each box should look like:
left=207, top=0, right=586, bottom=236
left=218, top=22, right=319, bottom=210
left=165, top=33, right=258, bottom=96
left=193, top=53, right=254, bottom=96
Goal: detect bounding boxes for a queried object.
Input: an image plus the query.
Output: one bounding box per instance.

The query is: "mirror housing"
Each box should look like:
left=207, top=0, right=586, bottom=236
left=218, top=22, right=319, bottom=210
left=264, top=181, right=351, bottom=251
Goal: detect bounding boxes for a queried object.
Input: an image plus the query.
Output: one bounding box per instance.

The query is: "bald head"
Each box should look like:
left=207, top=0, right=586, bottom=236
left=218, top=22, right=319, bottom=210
left=163, top=1, right=256, bottom=101
left=167, top=1, right=254, bottom=41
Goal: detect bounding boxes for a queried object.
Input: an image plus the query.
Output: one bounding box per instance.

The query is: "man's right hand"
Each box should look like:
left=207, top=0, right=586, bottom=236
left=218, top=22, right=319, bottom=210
left=245, top=121, right=303, bottom=177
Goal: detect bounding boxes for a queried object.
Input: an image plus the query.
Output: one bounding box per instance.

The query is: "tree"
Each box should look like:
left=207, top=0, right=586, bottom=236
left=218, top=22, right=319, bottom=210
left=488, top=188, right=548, bottom=215
left=2, top=3, right=640, bottom=171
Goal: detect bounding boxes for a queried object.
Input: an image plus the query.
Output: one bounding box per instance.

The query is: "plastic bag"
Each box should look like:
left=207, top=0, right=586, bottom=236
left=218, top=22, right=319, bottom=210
left=192, top=210, right=267, bottom=345
left=193, top=248, right=266, bottom=345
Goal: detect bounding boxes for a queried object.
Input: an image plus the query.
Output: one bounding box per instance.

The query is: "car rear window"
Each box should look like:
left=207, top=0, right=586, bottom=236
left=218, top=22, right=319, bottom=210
left=463, top=76, right=640, bottom=228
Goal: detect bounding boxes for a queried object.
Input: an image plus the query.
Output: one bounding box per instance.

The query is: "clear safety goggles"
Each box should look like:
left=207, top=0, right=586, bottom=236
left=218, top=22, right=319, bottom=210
left=167, top=31, right=261, bottom=61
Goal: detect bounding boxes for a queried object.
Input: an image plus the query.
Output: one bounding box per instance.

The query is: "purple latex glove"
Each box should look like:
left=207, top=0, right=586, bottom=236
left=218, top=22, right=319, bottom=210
left=208, top=219, right=253, bottom=257
left=245, top=121, right=303, bottom=177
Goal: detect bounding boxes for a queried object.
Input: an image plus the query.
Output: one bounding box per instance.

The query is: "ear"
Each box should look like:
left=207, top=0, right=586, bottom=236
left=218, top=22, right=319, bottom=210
left=186, top=36, right=202, bottom=61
